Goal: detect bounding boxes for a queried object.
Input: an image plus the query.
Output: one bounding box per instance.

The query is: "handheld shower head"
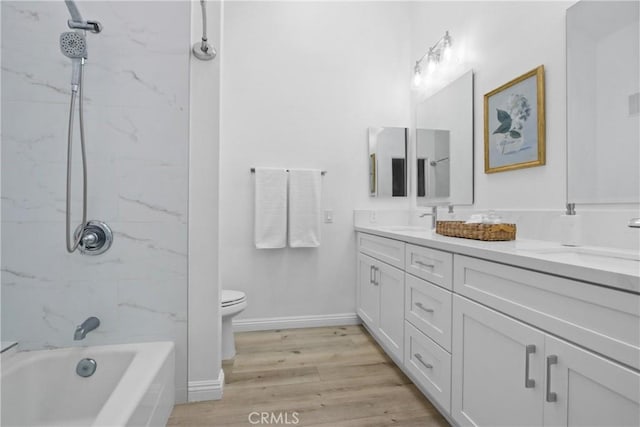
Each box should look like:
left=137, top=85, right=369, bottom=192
left=60, top=31, right=87, bottom=59
left=60, top=31, right=87, bottom=90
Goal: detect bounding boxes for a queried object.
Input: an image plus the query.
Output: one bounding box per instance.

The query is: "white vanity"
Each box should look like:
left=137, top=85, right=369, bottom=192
left=355, top=226, right=640, bottom=427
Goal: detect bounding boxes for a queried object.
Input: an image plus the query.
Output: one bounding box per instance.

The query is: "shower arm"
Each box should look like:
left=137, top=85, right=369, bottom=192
left=65, top=0, right=102, bottom=33
left=199, top=0, right=209, bottom=52
left=192, top=0, right=216, bottom=61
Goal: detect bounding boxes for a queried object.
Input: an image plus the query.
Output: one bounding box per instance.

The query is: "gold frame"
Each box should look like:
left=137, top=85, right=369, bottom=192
left=484, top=65, right=545, bottom=173
left=369, top=153, right=376, bottom=195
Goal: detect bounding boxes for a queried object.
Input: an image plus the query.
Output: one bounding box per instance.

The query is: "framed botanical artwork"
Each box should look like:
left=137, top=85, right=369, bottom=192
left=484, top=65, right=545, bottom=173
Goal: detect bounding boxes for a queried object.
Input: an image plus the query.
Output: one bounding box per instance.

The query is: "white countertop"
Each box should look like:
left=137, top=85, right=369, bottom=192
left=355, top=225, right=640, bottom=294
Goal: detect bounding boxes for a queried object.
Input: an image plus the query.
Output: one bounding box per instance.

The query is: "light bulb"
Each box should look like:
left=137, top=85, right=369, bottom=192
left=442, top=45, right=452, bottom=63
left=427, top=58, right=437, bottom=74
left=413, top=70, right=422, bottom=86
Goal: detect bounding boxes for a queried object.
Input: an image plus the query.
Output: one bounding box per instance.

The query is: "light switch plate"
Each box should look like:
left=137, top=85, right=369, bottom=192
left=324, top=210, right=333, bottom=223
left=629, top=92, right=639, bottom=116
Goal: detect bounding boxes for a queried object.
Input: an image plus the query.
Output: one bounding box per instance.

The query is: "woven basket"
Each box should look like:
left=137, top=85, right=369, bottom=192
left=436, top=220, right=516, bottom=241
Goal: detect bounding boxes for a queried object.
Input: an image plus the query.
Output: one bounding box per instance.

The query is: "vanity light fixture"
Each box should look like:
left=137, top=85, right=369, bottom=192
left=413, top=30, right=453, bottom=85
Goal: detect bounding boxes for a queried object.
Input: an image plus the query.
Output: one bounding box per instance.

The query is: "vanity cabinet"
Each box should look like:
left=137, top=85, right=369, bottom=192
left=452, top=295, right=640, bottom=427
left=543, top=335, right=640, bottom=427
left=355, top=230, right=640, bottom=427
left=451, top=295, right=546, bottom=427
left=356, top=251, right=405, bottom=363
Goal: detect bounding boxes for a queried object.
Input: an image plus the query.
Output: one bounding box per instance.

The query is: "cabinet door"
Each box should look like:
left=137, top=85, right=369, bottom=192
left=544, top=335, right=640, bottom=427
left=357, top=253, right=379, bottom=328
left=377, top=261, right=404, bottom=362
left=452, top=295, right=545, bottom=427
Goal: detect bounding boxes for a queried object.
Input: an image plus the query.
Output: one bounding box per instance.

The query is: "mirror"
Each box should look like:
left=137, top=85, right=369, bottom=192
left=416, top=70, right=474, bottom=206
left=417, top=129, right=450, bottom=199
left=368, top=127, right=408, bottom=197
left=567, top=0, right=639, bottom=204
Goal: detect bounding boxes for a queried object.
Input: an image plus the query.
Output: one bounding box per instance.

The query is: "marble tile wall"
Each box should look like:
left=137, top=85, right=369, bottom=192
left=1, top=1, right=190, bottom=402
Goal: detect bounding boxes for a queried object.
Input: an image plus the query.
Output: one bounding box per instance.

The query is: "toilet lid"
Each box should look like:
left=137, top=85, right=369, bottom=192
left=222, top=289, right=246, bottom=307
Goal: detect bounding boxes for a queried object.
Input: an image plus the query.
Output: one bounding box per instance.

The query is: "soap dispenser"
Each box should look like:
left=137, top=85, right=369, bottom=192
left=560, top=203, right=582, bottom=246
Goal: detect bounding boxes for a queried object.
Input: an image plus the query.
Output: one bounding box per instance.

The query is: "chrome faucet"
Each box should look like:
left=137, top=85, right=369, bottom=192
left=419, top=206, right=438, bottom=229
left=629, top=218, right=640, bottom=228
left=74, top=316, right=100, bottom=340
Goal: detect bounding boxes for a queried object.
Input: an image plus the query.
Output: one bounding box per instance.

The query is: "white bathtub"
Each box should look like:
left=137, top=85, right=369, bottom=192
left=1, top=341, right=175, bottom=427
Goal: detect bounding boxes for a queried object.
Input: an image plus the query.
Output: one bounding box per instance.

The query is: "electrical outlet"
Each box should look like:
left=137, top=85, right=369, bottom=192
left=369, top=210, right=377, bottom=223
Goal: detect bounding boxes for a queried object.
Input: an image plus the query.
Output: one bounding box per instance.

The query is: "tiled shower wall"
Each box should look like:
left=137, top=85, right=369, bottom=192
left=1, top=2, right=190, bottom=401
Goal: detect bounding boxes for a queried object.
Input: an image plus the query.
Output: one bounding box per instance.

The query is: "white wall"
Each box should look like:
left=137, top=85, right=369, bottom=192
left=1, top=1, right=190, bottom=402
left=220, top=1, right=411, bottom=322
left=410, top=1, right=572, bottom=210
left=188, top=0, right=223, bottom=401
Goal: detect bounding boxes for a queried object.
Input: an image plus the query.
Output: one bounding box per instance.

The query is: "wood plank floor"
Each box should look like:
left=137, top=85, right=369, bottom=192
left=168, top=325, right=450, bottom=426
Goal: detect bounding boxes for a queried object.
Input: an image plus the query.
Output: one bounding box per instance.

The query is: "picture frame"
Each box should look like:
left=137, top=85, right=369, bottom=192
left=484, top=65, right=545, bottom=173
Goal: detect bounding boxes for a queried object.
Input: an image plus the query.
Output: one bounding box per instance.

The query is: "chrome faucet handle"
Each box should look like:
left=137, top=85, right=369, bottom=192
left=629, top=218, right=640, bottom=228
left=419, top=207, right=438, bottom=229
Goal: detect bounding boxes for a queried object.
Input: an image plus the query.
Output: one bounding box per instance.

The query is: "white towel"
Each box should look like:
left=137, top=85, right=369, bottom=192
left=254, top=168, right=288, bottom=249
left=288, top=169, right=322, bottom=248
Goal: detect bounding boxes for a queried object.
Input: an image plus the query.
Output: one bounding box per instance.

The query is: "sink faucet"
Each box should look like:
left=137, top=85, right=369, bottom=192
left=419, top=206, right=438, bottom=229
left=629, top=218, right=640, bottom=228
left=74, top=316, right=100, bottom=340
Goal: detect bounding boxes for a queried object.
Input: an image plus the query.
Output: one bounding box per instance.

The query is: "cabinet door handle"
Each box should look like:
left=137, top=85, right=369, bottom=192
left=373, top=266, right=379, bottom=286
left=546, top=355, right=558, bottom=402
left=414, top=353, right=433, bottom=369
left=415, top=302, right=435, bottom=313
left=415, top=260, right=435, bottom=269
left=524, top=344, right=536, bottom=388
left=370, top=265, right=375, bottom=284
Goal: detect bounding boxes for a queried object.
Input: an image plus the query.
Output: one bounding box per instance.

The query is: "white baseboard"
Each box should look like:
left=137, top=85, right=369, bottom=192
left=188, top=369, right=224, bottom=402
left=233, top=312, right=361, bottom=332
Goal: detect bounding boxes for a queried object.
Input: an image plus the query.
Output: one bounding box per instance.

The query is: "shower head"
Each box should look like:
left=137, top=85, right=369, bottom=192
left=60, top=31, right=87, bottom=90
left=60, top=31, right=87, bottom=59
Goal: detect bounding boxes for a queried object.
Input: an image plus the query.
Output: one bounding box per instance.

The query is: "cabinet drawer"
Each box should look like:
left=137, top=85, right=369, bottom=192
left=405, top=244, right=453, bottom=289
left=405, top=274, right=452, bottom=352
left=358, top=233, right=405, bottom=269
left=405, top=321, right=451, bottom=414
left=454, top=254, right=640, bottom=370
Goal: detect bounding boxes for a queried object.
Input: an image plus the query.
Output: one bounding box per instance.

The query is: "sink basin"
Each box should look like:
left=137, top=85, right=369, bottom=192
left=377, top=225, right=427, bottom=232
left=522, top=246, right=640, bottom=275
left=525, top=246, right=640, bottom=262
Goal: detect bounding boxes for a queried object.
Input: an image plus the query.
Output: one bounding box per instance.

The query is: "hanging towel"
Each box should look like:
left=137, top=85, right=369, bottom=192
left=254, top=168, right=288, bottom=249
left=288, top=169, right=322, bottom=248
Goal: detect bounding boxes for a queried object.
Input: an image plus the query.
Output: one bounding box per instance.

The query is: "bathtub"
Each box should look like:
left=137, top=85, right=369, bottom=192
left=1, top=341, right=175, bottom=427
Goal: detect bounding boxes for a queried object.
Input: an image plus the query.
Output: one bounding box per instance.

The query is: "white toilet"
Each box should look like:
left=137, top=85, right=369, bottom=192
left=221, top=289, right=247, bottom=360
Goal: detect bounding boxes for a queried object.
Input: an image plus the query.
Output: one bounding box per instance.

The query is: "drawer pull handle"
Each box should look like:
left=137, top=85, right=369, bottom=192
left=415, top=302, right=434, bottom=313
left=524, top=344, right=536, bottom=388
left=546, top=355, right=558, bottom=402
left=372, top=266, right=379, bottom=286
left=369, top=265, right=374, bottom=284
left=414, top=353, right=433, bottom=369
left=415, top=260, right=435, bottom=269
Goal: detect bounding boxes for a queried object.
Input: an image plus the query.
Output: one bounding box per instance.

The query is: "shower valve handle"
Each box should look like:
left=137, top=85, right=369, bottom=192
left=82, top=232, right=98, bottom=248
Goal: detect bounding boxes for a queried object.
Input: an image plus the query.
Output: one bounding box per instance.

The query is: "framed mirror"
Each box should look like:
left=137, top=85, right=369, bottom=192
left=566, top=0, right=639, bottom=204
left=416, top=70, right=474, bottom=206
left=368, top=127, right=408, bottom=197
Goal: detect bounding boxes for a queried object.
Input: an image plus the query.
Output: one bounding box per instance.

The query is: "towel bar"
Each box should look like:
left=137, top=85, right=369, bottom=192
left=250, top=168, right=326, bottom=175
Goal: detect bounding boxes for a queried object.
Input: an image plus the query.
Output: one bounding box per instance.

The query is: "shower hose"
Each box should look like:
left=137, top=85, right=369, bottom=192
left=66, top=63, right=88, bottom=253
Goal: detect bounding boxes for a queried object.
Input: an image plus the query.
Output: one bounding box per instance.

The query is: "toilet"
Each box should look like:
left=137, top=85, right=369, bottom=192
left=221, top=289, right=247, bottom=360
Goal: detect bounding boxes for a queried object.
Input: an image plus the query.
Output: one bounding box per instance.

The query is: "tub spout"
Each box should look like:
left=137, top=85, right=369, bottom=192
left=74, top=316, right=100, bottom=340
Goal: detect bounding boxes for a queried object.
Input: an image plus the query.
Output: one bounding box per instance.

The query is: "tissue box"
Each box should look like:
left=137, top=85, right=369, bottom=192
left=436, top=221, right=516, bottom=241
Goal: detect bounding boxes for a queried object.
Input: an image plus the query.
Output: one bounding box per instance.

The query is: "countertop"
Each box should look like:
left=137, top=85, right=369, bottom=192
left=355, top=225, right=640, bottom=294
